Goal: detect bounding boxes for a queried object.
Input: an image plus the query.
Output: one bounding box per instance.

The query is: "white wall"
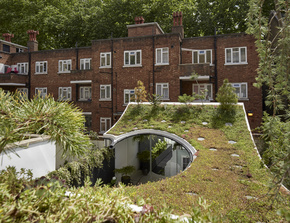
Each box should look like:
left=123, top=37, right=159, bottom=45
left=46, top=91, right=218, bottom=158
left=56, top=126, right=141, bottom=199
left=0, top=138, right=56, bottom=178
left=115, top=137, right=139, bottom=181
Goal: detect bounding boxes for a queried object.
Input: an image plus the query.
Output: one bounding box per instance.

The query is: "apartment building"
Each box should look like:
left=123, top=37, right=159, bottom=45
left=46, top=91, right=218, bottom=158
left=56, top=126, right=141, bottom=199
left=0, top=12, right=262, bottom=133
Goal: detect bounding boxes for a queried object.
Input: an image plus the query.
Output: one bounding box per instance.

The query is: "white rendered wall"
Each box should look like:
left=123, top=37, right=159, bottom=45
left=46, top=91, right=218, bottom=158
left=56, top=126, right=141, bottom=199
left=0, top=138, right=56, bottom=178
left=115, top=137, right=139, bottom=181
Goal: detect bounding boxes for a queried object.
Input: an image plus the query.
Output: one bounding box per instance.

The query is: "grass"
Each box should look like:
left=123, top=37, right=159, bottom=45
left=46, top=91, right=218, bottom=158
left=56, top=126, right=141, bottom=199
left=107, top=103, right=290, bottom=221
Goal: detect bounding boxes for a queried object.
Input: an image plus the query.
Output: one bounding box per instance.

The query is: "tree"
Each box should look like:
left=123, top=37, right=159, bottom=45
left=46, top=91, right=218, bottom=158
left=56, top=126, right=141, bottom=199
left=216, top=79, right=238, bottom=112
left=134, top=80, right=148, bottom=104
left=247, top=0, right=289, bottom=217
left=0, top=89, right=92, bottom=158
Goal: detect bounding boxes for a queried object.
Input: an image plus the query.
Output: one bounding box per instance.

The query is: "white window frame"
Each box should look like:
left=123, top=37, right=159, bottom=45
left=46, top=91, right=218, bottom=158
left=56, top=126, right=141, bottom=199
left=100, top=117, right=111, bottom=133
left=100, top=52, right=111, bottom=68
left=79, top=86, right=92, bottom=101
left=156, top=83, right=169, bottom=100
left=124, top=89, right=135, bottom=104
left=17, top=88, right=28, bottom=99
left=58, top=87, right=72, bottom=101
left=35, top=61, right=47, bottom=74
left=192, top=84, right=213, bottom=100
left=80, top=58, right=91, bottom=70
left=17, top=63, right=28, bottom=74
left=225, top=47, right=247, bottom=65
left=58, top=59, right=72, bottom=73
left=35, top=87, right=47, bottom=98
left=100, top=84, right=111, bottom=101
left=192, top=50, right=212, bottom=65
left=231, top=83, right=248, bottom=99
left=156, top=47, right=169, bottom=65
left=124, top=50, right=142, bottom=67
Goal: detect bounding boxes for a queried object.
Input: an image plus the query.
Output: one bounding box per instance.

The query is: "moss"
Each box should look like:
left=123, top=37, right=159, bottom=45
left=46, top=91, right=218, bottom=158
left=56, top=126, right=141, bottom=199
left=106, top=104, right=289, bottom=221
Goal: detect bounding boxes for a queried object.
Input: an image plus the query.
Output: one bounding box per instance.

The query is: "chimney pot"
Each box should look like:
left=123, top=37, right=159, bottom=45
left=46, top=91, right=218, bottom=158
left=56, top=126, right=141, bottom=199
left=2, top=33, right=14, bottom=42
left=27, top=30, right=39, bottom=42
left=140, top=16, right=145, bottom=24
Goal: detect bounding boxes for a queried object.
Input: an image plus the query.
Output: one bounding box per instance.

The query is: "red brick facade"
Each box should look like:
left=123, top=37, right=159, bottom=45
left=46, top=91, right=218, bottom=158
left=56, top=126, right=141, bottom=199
left=0, top=15, right=262, bottom=133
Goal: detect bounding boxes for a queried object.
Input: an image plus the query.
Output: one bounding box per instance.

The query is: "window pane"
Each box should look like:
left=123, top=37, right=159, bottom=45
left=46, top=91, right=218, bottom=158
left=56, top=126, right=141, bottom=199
left=137, top=51, right=141, bottom=64
left=163, top=88, right=169, bottom=98
left=101, top=57, right=105, bottom=67
left=106, top=54, right=110, bottom=66
left=199, top=54, right=205, bottom=63
left=157, top=85, right=161, bottom=96
left=101, top=89, right=105, bottom=98
left=206, top=51, right=211, bottom=63
left=106, top=86, right=110, bottom=98
left=193, top=51, right=198, bottom=64
left=226, top=49, right=231, bottom=63
left=233, top=48, right=239, bottom=63
left=125, top=53, right=129, bottom=64
left=241, top=48, right=246, bottom=62
left=241, top=84, right=246, bottom=98
left=163, top=50, right=169, bottom=63
left=157, top=49, right=161, bottom=63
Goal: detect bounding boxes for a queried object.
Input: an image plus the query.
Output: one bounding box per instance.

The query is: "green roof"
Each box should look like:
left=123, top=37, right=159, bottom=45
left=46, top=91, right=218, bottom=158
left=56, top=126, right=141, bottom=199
left=104, top=103, right=289, bottom=221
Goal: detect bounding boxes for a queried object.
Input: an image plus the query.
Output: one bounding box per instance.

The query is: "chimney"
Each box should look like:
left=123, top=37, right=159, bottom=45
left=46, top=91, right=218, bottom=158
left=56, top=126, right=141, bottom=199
left=27, top=30, right=39, bottom=51
left=135, top=16, right=145, bottom=24
left=2, top=33, right=14, bottom=42
left=172, top=11, right=184, bottom=38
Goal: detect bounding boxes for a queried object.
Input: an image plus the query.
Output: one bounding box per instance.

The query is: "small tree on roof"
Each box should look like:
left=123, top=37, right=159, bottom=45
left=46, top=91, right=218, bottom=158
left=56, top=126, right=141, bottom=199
left=134, top=80, right=148, bottom=104
left=216, top=79, right=238, bottom=113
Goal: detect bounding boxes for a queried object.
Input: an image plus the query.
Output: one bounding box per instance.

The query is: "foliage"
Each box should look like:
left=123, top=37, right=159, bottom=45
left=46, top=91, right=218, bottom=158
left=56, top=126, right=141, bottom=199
left=107, top=104, right=290, bottom=221
left=247, top=0, right=290, bottom=196
left=178, top=94, right=196, bottom=105
left=216, top=79, right=238, bottom=113
left=137, top=150, right=150, bottom=162
left=151, top=139, right=168, bottom=160
left=115, top=165, right=136, bottom=177
left=48, top=147, right=113, bottom=186
left=0, top=89, right=92, bottom=158
left=134, top=80, right=148, bottom=104
left=148, top=94, right=162, bottom=108
left=0, top=0, right=274, bottom=50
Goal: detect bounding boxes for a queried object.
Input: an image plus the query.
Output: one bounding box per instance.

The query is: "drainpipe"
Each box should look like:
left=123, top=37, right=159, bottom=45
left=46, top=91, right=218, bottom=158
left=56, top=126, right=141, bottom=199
left=214, top=28, right=218, bottom=97
left=28, top=50, right=31, bottom=100
left=75, top=42, right=79, bottom=70
left=152, top=34, right=155, bottom=94
left=111, top=33, right=114, bottom=124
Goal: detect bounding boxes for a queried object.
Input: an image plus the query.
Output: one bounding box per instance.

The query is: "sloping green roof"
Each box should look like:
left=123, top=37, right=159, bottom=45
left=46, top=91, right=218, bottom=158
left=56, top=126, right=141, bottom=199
left=104, top=102, right=289, bottom=221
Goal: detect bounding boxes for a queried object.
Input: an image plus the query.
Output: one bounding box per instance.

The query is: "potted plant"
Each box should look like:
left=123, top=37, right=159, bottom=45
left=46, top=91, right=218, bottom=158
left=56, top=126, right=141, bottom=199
left=115, top=165, right=135, bottom=185
left=137, top=150, right=150, bottom=175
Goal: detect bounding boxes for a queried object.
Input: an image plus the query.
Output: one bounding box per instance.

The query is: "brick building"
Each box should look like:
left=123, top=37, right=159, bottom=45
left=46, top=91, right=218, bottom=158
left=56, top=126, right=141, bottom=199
left=0, top=12, right=262, bottom=133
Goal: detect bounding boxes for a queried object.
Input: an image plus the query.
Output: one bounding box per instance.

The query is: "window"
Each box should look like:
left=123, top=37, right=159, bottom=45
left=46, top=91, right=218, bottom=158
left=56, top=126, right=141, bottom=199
left=16, top=48, right=24, bottom=53
left=58, top=59, right=72, bottom=73
left=182, top=156, right=190, bottom=171
left=17, top=88, right=28, bottom=99
left=192, top=84, right=213, bottom=100
left=156, top=83, right=169, bottom=99
left=79, top=86, right=92, bottom=101
left=100, top=85, right=111, bottom=100
left=58, top=87, right=71, bottom=101
left=156, top=47, right=169, bottom=65
left=124, top=50, right=141, bottom=66
left=100, top=52, right=111, bottom=68
left=100, top=117, right=111, bottom=133
left=124, top=89, right=135, bottom=104
left=35, top=61, right=47, bottom=74
left=225, top=47, right=247, bottom=64
left=3, top=44, right=10, bottom=53
left=35, top=87, right=47, bottom=98
left=231, top=83, right=247, bottom=99
left=80, top=58, right=91, bottom=70
left=17, top=63, right=28, bottom=74
left=193, top=50, right=212, bottom=64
